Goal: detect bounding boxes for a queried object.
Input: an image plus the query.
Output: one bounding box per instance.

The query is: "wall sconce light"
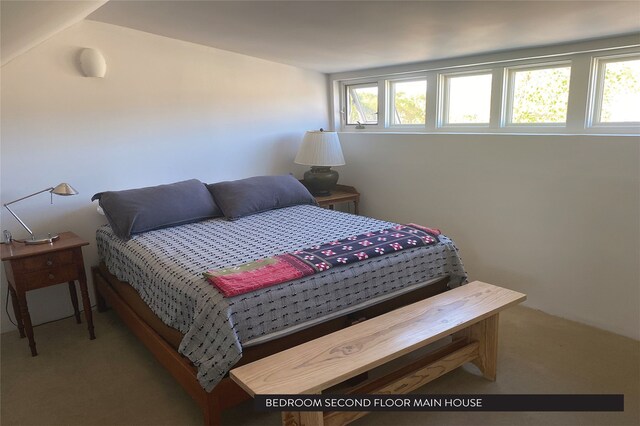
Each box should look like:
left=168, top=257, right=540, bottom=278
left=79, top=48, right=106, bottom=78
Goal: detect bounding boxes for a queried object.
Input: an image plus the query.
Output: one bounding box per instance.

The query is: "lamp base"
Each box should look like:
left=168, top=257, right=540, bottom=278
left=24, top=234, right=60, bottom=245
left=304, top=167, right=339, bottom=196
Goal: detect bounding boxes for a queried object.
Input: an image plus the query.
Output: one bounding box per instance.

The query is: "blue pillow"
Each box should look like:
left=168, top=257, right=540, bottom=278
left=207, top=175, right=317, bottom=220
left=92, top=179, right=222, bottom=239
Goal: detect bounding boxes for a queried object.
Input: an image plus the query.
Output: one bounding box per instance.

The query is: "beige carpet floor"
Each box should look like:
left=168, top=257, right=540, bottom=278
left=1, top=305, right=638, bottom=426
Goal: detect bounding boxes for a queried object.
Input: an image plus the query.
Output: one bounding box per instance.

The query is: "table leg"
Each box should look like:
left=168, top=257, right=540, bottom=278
left=8, top=285, right=26, bottom=338
left=77, top=265, right=95, bottom=340
left=68, top=281, right=81, bottom=324
left=16, top=289, right=37, bottom=356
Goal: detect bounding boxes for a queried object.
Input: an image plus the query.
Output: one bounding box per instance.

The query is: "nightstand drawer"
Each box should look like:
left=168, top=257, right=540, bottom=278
left=22, top=265, right=78, bottom=290
left=13, top=251, right=75, bottom=272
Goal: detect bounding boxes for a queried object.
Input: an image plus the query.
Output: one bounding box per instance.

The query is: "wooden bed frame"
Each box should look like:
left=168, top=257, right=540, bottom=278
left=92, top=263, right=450, bottom=425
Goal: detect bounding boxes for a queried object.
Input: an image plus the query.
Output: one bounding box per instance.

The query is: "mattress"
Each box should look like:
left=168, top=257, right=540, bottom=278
left=96, top=205, right=466, bottom=391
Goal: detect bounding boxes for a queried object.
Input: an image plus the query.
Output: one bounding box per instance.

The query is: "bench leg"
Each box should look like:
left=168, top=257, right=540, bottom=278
left=282, top=411, right=323, bottom=426
left=458, top=313, right=498, bottom=381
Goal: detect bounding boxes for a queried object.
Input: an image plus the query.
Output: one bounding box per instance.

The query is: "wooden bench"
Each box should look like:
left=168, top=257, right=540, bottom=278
left=230, top=281, right=526, bottom=426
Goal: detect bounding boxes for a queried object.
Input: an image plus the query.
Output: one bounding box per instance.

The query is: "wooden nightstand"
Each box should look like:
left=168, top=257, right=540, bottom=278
left=1, top=232, right=94, bottom=356
left=313, top=184, right=360, bottom=215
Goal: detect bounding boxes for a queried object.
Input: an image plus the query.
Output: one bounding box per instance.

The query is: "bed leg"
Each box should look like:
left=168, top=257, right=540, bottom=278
left=95, top=288, right=108, bottom=312
left=203, top=392, right=222, bottom=426
left=91, top=268, right=109, bottom=312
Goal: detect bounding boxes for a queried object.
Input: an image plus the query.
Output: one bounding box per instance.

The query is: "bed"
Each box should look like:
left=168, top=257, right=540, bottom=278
left=91, top=177, right=466, bottom=424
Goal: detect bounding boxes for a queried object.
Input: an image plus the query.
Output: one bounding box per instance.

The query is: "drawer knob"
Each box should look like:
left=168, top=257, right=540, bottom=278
left=48, top=274, right=55, bottom=280
left=46, top=260, right=53, bottom=266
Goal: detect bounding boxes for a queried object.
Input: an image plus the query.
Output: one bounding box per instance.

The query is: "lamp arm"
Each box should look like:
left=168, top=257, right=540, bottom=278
left=3, top=187, right=54, bottom=206
left=3, top=204, right=34, bottom=237
left=2, top=187, right=55, bottom=238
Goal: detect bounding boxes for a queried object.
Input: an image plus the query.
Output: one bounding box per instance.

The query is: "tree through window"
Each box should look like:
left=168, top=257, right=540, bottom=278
left=597, top=57, right=640, bottom=124
left=508, top=64, right=571, bottom=125
left=390, top=79, right=427, bottom=125
left=346, top=84, right=378, bottom=125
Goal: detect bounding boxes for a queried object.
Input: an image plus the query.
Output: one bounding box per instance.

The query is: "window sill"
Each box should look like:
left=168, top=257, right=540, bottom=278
left=338, top=129, right=640, bottom=137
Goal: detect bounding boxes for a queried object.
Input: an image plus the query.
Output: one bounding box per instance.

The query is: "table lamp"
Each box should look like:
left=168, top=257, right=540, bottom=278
left=294, top=129, right=345, bottom=196
left=3, top=183, right=78, bottom=244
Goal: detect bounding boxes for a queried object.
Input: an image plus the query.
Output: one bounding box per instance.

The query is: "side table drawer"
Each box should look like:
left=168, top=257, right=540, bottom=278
left=22, top=264, right=78, bottom=290
left=13, top=250, right=75, bottom=272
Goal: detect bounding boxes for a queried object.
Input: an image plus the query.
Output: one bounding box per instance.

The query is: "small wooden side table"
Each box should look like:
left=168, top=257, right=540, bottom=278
left=313, top=184, right=360, bottom=215
left=1, top=231, right=94, bottom=356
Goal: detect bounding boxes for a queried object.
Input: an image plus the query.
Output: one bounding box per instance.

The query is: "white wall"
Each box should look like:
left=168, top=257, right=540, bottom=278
left=2, top=19, right=637, bottom=343
left=0, top=20, right=329, bottom=333
left=338, top=133, right=639, bottom=339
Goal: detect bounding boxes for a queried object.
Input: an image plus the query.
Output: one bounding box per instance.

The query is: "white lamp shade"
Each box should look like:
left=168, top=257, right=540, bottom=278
left=294, top=131, right=345, bottom=167
left=79, top=48, right=106, bottom=78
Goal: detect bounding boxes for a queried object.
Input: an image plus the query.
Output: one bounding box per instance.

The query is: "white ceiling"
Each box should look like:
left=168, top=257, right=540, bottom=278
left=87, top=1, right=640, bottom=73
left=1, top=0, right=107, bottom=66
left=2, top=1, right=639, bottom=72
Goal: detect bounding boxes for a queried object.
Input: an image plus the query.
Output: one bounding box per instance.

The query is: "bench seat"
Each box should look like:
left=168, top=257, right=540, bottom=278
left=231, top=281, right=526, bottom=425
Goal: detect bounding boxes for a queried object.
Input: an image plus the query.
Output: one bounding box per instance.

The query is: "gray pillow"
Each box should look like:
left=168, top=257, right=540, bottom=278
left=207, top=175, right=317, bottom=220
left=92, top=179, right=222, bottom=240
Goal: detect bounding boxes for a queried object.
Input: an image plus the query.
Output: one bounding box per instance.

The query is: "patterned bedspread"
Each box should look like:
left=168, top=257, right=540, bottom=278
left=96, top=205, right=467, bottom=392
left=204, top=224, right=440, bottom=296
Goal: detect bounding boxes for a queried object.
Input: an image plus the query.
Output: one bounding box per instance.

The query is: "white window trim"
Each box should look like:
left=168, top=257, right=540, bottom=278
left=333, top=38, right=640, bottom=135
left=588, top=52, right=640, bottom=129
left=386, top=74, right=428, bottom=128
left=344, top=81, right=380, bottom=127
left=438, top=69, right=493, bottom=128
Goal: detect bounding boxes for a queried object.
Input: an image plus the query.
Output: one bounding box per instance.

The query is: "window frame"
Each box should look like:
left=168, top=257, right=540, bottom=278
left=386, top=75, right=428, bottom=129
left=503, top=61, right=573, bottom=128
left=438, top=69, right=494, bottom=128
left=344, top=81, right=380, bottom=126
left=588, top=53, right=640, bottom=128
left=334, top=40, right=640, bottom=135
